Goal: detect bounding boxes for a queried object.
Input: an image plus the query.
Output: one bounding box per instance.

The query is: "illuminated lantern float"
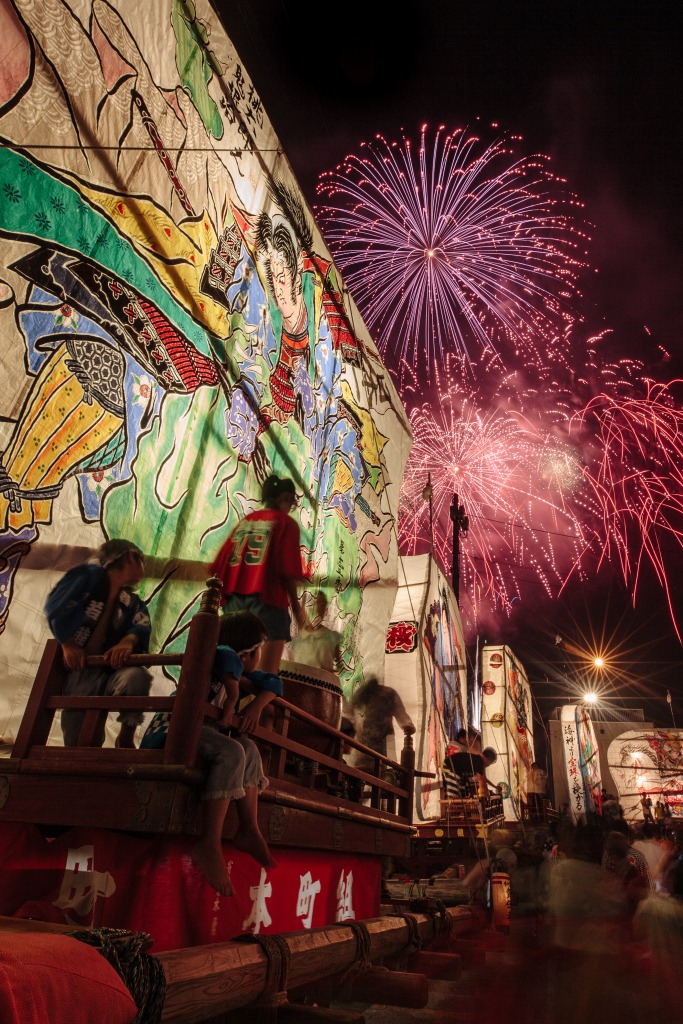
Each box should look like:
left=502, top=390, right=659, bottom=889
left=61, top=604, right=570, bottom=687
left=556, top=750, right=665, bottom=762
left=480, top=646, right=535, bottom=821
left=384, top=554, right=468, bottom=821
left=606, top=728, right=683, bottom=821
left=560, top=705, right=602, bottom=823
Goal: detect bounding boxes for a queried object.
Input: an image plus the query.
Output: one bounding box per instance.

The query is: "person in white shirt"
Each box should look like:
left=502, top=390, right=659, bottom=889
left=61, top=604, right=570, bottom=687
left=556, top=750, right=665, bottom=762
left=527, top=761, right=548, bottom=819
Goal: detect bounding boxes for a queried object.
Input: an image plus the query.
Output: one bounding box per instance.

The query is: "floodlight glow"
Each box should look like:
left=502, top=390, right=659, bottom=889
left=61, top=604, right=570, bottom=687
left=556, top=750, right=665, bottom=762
left=583, top=692, right=597, bottom=704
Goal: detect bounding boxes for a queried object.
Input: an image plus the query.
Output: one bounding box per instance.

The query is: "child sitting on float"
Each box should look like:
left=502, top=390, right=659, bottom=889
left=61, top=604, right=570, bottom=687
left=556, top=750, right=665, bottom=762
left=141, top=609, right=282, bottom=896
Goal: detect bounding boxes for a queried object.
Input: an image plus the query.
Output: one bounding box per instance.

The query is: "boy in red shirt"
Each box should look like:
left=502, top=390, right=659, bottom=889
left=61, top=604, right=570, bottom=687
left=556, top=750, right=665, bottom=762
left=211, top=474, right=307, bottom=673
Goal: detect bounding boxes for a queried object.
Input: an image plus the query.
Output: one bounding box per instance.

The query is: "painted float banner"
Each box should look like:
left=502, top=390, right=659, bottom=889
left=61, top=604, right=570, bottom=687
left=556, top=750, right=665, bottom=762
left=0, top=822, right=380, bottom=953
left=560, top=704, right=601, bottom=823
left=385, top=554, right=467, bottom=821
left=480, top=645, right=534, bottom=820
left=0, top=0, right=411, bottom=744
left=606, top=728, right=683, bottom=820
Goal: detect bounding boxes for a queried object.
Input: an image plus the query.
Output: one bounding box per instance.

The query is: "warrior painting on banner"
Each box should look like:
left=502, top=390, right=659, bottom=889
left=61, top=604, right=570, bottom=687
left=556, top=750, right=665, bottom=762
left=0, top=0, right=410, bottom=742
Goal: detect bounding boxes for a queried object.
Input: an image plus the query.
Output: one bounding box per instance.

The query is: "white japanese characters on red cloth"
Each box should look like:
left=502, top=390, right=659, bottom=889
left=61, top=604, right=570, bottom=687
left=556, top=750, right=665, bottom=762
left=335, top=869, right=355, bottom=922
left=0, top=824, right=379, bottom=950
left=297, top=871, right=322, bottom=929
left=242, top=868, right=273, bottom=935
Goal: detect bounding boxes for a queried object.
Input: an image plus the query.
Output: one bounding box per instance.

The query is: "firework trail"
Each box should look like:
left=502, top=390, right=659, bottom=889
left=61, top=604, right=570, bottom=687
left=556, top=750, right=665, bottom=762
left=569, top=350, right=683, bottom=641
left=398, top=357, right=591, bottom=622
left=315, top=124, right=590, bottom=376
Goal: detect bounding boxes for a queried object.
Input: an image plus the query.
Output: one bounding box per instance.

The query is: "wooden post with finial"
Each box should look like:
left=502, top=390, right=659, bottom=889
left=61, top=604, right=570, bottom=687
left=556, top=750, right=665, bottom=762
left=163, top=577, right=222, bottom=766
left=399, top=726, right=416, bottom=821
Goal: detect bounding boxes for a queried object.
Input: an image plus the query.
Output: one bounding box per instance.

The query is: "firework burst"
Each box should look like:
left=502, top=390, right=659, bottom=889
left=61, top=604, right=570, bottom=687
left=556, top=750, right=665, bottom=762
left=318, top=123, right=683, bottom=642
left=571, top=359, right=683, bottom=641
left=398, top=357, right=590, bottom=621
left=398, top=338, right=683, bottom=643
left=316, top=124, right=590, bottom=376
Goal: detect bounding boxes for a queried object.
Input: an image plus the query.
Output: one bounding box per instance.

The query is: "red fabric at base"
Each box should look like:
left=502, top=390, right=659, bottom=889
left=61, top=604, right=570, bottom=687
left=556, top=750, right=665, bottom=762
left=0, top=821, right=381, bottom=952
left=0, top=932, right=137, bottom=1024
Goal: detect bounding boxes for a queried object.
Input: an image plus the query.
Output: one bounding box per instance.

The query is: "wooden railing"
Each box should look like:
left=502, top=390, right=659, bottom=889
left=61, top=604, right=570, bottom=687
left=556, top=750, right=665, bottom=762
left=10, top=579, right=416, bottom=829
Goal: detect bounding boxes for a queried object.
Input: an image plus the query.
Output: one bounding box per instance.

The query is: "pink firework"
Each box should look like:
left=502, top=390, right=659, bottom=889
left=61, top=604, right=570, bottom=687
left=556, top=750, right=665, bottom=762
left=398, top=357, right=590, bottom=622
left=316, top=124, right=590, bottom=376
left=570, top=354, right=683, bottom=641
left=399, top=339, right=683, bottom=643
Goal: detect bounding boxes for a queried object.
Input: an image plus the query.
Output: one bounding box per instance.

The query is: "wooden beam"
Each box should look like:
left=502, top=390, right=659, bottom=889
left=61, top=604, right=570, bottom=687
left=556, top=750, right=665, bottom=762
left=157, top=905, right=486, bottom=1024
left=329, top=967, right=429, bottom=1008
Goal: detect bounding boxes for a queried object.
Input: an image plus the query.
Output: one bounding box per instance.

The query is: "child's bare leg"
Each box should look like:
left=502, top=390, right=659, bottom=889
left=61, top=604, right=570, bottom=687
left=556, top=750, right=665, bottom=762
left=232, top=785, right=276, bottom=868
left=259, top=639, right=285, bottom=674
left=191, top=797, right=234, bottom=896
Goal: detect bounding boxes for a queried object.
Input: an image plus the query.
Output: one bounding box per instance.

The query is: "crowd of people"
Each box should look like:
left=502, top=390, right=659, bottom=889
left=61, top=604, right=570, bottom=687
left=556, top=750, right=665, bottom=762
left=435, top=808, right=683, bottom=1020
left=533, top=811, right=683, bottom=1020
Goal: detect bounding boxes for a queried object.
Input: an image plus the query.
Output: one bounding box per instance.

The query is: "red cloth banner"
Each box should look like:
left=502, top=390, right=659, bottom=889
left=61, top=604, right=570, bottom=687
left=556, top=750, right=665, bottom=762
left=0, top=823, right=381, bottom=952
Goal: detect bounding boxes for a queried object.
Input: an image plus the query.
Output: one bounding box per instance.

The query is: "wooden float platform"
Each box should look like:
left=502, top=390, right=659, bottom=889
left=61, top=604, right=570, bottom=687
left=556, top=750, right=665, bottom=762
left=159, top=904, right=488, bottom=1023
left=0, top=580, right=417, bottom=863
left=0, top=716, right=415, bottom=862
left=0, top=580, right=507, bottom=1022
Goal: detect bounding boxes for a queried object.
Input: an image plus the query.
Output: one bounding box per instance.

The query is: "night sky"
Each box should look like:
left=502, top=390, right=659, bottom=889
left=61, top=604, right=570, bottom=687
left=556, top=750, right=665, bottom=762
left=217, top=1, right=683, bottom=725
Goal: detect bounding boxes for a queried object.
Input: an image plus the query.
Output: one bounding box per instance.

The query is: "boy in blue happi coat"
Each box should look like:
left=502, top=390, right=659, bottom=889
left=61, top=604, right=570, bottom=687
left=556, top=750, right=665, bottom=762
left=142, top=610, right=282, bottom=895
left=45, top=538, right=152, bottom=748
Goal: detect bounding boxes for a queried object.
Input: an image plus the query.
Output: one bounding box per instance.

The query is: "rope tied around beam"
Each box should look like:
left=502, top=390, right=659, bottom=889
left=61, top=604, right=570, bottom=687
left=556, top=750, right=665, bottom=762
left=398, top=911, right=422, bottom=953
left=67, top=927, right=165, bottom=1024
left=388, top=895, right=453, bottom=938
left=338, top=919, right=373, bottom=986
left=235, top=932, right=292, bottom=1023
left=432, top=898, right=453, bottom=938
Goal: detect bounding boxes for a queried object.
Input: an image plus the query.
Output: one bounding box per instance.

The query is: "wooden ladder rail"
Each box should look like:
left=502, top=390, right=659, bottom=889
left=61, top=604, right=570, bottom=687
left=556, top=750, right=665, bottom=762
left=9, top=573, right=419, bottom=831
left=249, top=705, right=418, bottom=824
left=11, top=577, right=223, bottom=766
left=12, top=639, right=67, bottom=758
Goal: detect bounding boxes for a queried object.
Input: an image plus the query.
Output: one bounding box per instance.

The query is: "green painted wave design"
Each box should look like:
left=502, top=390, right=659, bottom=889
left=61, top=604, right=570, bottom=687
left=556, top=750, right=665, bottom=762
left=0, top=147, right=225, bottom=363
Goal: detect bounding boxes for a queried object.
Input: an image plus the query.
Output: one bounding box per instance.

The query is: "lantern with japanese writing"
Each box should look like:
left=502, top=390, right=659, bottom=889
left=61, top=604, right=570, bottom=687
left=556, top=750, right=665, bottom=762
left=481, top=645, right=535, bottom=820
left=560, top=704, right=601, bottom=823
left=490, top=871, right=511, bottom=931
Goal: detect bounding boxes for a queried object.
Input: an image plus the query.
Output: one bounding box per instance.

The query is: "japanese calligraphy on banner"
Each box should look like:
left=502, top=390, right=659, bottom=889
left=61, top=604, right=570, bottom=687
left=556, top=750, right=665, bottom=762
left=0, top=0, right=411, bottom=740
left=0, top=823, right=380, bottom=952
left=560, top=704, right=601, bottom=823
left=385, top=555, right=467, bottom=821
left=481, top=645, right=535, bottom=820
left=386, top=620, right=419, bottom=654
